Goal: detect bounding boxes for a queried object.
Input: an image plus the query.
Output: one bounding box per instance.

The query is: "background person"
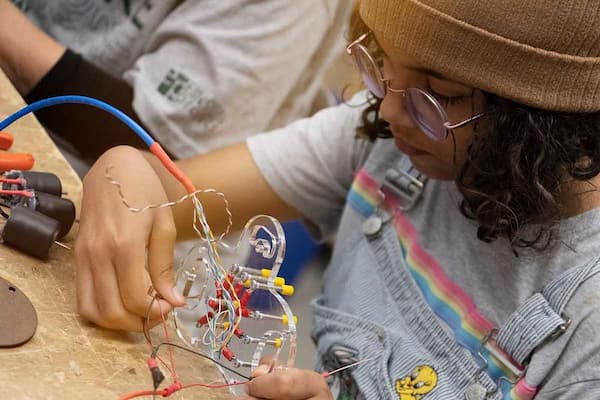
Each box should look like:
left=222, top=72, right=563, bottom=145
left=1, top=0, right=352, bottom=165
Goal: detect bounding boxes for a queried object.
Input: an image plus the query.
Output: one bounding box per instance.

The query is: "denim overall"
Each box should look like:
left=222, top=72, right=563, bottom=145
left=311, top=141, right=600, bottom=400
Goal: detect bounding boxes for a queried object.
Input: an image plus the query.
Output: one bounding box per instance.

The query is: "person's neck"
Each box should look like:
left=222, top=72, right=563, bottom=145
left=560, top=175, right=600, bottom=218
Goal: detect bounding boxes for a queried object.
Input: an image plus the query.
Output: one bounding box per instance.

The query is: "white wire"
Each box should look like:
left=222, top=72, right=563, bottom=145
left=105, top=167, right=242, bottom=350
left=105, top=167, right=233, bottom=241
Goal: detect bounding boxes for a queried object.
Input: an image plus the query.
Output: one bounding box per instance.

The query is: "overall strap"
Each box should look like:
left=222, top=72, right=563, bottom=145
left=496, top=256, right=600, bottom=365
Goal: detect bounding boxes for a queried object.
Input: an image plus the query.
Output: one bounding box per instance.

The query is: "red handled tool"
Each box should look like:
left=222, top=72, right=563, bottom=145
left=0, top=132, right=14, bottom=150
left=0, top=131, right=35, bottom=171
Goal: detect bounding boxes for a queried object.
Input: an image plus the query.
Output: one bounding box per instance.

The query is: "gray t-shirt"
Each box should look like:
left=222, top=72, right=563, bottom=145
left=247, top=92, right=600, bottom=398
left=15, top=0, right=352, bottom=158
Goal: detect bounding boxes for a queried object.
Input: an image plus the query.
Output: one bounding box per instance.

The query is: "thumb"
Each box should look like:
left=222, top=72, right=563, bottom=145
left=147, top=209, right=185, bottom=307
left=251, top=364, right=271, bottom=379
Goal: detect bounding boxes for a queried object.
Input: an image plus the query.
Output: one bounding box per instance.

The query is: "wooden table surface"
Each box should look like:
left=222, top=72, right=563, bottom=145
left=0, top=70, right=224, bottom=399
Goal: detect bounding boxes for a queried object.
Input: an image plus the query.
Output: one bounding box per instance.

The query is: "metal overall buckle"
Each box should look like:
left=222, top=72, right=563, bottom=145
left=549, top=312, right=572, bottom=340
left=479, top=329, right=527, bottom=379
left=382, top=167, right=426, bottom=211
left=465, top=329, right=527, bottom=400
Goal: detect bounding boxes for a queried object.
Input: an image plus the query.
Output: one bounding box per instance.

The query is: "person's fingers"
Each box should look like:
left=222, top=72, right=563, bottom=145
left=246, top=368, right=330, bottom=400
left=225, top=396, right=260, bottom=400
left=113, top=239, right=171, bottom=320
left=73, top=241, right=101, bottom=324
left=145, top=316, right=168, bottom=330
left=251, top=364, right=271, bottom=379
left=89, top=252, right=145, bottom=331
left=147, top=208, right=184, bottom=307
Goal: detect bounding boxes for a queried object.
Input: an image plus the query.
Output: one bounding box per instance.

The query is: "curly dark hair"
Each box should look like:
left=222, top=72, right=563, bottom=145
left=358, top=93, right=600, bottom=249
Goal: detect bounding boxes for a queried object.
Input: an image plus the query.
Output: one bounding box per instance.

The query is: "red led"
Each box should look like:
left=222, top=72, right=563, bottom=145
left=240, top=291, right=253, bottom=307
left=222, top=275, right=234, bottom=291
left=241, top=308, right=252, bottom=318
left=207, top=298, right=220, bottom=310
left=197, top=312, right=214, bottom=326
left=222, top=346, right=235, bottom=361
left=234, top=283, right=244, bottom=295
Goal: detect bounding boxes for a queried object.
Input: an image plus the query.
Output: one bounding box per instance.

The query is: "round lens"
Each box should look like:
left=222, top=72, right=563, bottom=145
left=351, top=46, right=386, bottom=98
left=405, top=89, right=447, bottom=140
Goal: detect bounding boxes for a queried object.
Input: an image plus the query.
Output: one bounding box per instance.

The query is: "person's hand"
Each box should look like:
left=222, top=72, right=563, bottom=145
left=74, top=146, right=185, bottom=331
left=236, top=364, right=333, bottom=400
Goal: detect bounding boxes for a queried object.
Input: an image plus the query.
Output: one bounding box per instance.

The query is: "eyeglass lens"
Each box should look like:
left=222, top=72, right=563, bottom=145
left=405, top=89, right=447, bottom=140
left=351, top=46, right=386, bottom=98
left=350, top=43, right=448, bottom=141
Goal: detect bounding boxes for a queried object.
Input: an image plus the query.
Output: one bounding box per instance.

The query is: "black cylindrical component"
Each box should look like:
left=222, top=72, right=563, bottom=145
left=22, top=171, right=62, bottom=197
left=34, top=192, right=76, bottom=238
left=2, top=206, right=60, bottom=259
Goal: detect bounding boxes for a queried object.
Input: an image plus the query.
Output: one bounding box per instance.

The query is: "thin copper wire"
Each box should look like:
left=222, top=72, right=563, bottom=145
left=104, top=167, right=233, bottom=241
left=109, top=166, right=243, bottom=362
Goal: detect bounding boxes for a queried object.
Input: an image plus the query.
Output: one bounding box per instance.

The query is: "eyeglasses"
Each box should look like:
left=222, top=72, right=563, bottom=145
left=346, top=33, right=483, bottom=141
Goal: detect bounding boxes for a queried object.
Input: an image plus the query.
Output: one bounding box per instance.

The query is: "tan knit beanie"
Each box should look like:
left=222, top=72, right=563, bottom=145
left=359, top=0, right=600, bottom=112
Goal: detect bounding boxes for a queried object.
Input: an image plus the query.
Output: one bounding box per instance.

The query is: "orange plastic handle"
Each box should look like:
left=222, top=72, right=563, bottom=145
left=0, top=132, right=14, bottom=150
left=0, top=153, right=35, bottom=171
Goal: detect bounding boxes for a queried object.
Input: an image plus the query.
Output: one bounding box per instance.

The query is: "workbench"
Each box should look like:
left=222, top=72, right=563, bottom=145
left=0, top=70, right=224, bottom=399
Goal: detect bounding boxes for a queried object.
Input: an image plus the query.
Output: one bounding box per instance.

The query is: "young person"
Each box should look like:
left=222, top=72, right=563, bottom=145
left=75, top=0, right=600, bottom=398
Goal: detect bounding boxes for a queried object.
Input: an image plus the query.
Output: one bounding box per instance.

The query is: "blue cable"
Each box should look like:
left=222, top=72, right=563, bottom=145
left=0, top=95, right=155, bottom=147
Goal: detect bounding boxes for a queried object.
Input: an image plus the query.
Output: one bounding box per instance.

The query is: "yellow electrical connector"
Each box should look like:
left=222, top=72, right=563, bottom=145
left=273, top=277, right=285, bottom=286
left=260, top=269, right=286, bottom=286
left=281, top=284, right=294, bottom=296
left=274, top=338, right=282, bottom=348
left=281, top=314, right=298, bottom=325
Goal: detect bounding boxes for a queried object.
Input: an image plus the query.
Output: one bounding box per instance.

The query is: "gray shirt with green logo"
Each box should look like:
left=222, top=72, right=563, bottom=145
left=16, top=0, right=352, bottom=157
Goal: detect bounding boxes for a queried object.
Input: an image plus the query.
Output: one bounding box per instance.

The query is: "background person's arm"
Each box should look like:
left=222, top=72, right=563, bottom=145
left=0, top=0, right=64, bottom=95
left=0, top=1, right=149, bottom=160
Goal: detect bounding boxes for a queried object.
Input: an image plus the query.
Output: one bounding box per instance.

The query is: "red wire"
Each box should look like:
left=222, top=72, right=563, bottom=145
left=156, top=355, right=175, bottom=379
left=0, top=189, right=33, bottom=197
left=182, top=381, right=246, bottom=390
left=157, top=301, right=178, bottom=382
left=118, top=381, right=246, bottom=400
left=149, top=143, right=195, bottom=193
left=0, top=177, right=24, bottom=184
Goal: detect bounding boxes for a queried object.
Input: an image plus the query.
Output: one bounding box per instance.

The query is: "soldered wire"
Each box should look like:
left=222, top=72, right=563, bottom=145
left=107, top=167, right=243, bottom=349
left=118, top=381, right=246, bottom=400
left=153, top=342, right=250, bottom=381
left=105, top=167, right=233, bottom=241
left=140, top=295, right=249, bottom=400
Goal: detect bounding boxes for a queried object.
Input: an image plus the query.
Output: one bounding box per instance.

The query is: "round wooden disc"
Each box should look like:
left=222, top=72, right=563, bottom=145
left=0, top=277, right=37, bottom=347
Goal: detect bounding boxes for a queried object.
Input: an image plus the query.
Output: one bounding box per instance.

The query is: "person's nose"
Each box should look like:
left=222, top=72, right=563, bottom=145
left=379, top=91, right=416, bottom=134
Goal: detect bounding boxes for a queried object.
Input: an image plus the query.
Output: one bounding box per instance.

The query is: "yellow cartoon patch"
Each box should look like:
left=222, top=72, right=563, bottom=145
left=395, top=365, right=438, bottom=400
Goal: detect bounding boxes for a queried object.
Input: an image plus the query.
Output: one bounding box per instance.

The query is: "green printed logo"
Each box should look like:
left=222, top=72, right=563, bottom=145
left=157, top=69, right=225, bottom=131
left=104, top=0, right=154, bottom=30
left=158, top=69, right=190, bottom=102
